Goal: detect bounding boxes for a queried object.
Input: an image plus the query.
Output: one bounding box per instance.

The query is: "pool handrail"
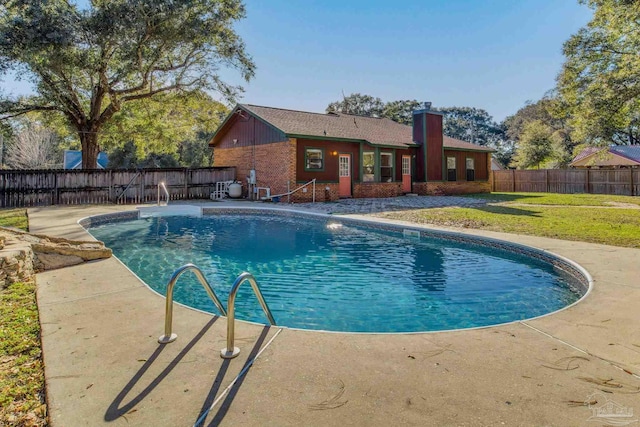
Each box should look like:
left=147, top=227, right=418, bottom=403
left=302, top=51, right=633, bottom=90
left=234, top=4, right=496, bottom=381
left=157, top=263, right=227, bottom=344
left=221, top=272, right=277, bottom=359
left=157, top=181, right=170, bottom=206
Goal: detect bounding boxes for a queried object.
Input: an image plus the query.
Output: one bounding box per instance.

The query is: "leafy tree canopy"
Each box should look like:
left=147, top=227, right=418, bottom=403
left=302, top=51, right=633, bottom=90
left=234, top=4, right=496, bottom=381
left=510, top=120, right=556, bottom=169
left=100, top=91, right=227, bottom=158
left=557, top=0, right=640, bottom=145
left=433, top=106, right=505, bottom=147
left=326, top=94, right=514, bottom=163
left=0, top=0, right=254, bottom=168
left=326, top=93, right=385, bottom=117
left=503, top=95, right=577, bottom=167
left=382, top=100, right=423, bottom=125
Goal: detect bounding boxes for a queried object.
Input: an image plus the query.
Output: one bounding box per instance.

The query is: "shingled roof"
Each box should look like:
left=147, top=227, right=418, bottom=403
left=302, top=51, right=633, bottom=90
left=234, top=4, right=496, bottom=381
left=214, top=104, right=493, bottom=151
left=241, top=104, right=414, bottom=148
left=571, top=145, right=640, bottom=166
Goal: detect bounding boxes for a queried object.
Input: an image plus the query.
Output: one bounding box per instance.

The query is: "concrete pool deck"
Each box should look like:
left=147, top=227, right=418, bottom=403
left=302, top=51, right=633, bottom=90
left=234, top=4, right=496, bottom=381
left=29, top=201, right=640, bottom=426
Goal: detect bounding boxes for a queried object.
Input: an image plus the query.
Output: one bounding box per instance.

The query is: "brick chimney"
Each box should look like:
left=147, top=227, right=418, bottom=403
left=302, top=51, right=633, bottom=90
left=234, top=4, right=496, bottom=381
left=412, top=104, right=444, bottom=182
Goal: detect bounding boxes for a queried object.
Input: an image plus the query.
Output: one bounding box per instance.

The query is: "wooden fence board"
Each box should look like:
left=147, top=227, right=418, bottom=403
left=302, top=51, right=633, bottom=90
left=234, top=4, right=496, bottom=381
left=0, top=167, right=235, bottom=208
left=492, top=168, right=637, bottom=196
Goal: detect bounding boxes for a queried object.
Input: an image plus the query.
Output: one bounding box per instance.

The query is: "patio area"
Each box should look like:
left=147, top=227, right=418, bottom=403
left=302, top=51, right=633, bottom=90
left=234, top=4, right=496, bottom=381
left=30, top=199, right=640, bottom=426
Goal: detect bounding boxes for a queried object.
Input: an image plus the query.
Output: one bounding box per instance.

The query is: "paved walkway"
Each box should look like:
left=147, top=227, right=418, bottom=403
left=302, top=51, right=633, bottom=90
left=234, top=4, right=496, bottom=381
left=30, top=201, right=640, bottom=426
left=281, top=194, right=488, bottom=214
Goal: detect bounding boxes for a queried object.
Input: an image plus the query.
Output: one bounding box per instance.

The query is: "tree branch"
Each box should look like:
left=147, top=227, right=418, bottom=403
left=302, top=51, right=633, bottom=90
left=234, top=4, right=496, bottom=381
left=0, top=105, right=61, bottom=121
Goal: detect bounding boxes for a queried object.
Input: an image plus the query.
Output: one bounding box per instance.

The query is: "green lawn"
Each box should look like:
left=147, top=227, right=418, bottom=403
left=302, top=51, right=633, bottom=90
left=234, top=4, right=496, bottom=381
left=0, top=209, right=29, bottom=231
left=464, top=192, right=640, bottom=206
left=0, top=209, right=47, bottom=426
left=382, top=193, right=640, bottom=248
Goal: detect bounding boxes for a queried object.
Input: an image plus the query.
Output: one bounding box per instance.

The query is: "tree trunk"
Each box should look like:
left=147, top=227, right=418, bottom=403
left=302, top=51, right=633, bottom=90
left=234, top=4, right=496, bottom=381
left=80, top=131, right=100, bottom=169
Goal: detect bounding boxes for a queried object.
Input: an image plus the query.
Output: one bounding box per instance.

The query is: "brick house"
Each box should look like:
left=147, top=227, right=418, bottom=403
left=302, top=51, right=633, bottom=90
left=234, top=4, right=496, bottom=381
left=209, top=104, right=494, bottom=201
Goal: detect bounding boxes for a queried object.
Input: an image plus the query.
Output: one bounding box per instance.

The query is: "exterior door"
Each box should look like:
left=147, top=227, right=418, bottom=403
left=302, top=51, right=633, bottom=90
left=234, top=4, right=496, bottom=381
left=402, top=155, right=412, bottom=193
left=339, top=154, right=352, bottom=198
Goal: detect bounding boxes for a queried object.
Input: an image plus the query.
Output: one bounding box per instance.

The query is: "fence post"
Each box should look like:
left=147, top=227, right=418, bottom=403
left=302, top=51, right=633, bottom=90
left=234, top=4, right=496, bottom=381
left=184, top=169, right=189, bottom=200
left=586, top=169, right=591, bottom=194
left=545, top=169, right=550, bottom=193
left=108, top=170, right=113, bottom=203
left=630, top=169, right=634, bottom=197
left=139, top=170, right=145, bottom=203
left=53, top=172, right=59, bottom=205
left=512, top=170, right=516, bottom=192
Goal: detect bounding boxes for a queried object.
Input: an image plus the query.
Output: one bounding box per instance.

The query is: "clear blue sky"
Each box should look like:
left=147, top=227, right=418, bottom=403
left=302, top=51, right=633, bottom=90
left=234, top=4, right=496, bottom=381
left=2, top=0, right=592, bottom=122
left=223, top=0, right=592, bottom=121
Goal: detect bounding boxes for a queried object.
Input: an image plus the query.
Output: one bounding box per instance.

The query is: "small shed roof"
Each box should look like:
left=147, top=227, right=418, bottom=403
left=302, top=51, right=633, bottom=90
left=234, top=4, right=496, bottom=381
left=570, top=145, right=640, bottom=167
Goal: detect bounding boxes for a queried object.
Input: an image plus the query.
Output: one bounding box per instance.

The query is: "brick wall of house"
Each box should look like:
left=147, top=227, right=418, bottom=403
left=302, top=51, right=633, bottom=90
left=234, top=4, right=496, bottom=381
left=353, top=182, right=404, bottom=198
left=214, top=138, right=297, bottom=198
left=413, top=181, right=491, bottom=195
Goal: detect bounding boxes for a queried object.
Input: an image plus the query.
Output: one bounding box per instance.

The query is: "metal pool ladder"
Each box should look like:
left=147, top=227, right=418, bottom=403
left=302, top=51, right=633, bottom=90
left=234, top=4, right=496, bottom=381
left=157, top=264, right=227, bottom=344
left=157, top=264, right=277, bottom=360
left=221, top=272, right=276, bottom=359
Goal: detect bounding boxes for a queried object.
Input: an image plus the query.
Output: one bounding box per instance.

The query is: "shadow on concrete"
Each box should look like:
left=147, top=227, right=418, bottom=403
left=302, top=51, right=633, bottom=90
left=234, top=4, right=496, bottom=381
left=103, top=316, right=219, bottom=422
left=193, top=326, right=272, bottom=427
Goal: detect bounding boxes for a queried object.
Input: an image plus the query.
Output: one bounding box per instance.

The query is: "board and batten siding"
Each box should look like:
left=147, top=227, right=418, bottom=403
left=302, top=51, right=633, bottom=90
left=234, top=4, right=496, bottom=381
left=296, top=139, right=361, bottom=183
left=444, top=150, right=489, bottom=181
left=216, top=115, right=287, bottom=149
left=426, top=114, right=445, bottom=181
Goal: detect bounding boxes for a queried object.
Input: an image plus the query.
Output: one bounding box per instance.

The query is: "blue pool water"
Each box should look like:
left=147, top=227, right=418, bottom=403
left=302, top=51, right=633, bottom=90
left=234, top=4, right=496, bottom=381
left=87, top=213, right=584, bottom=333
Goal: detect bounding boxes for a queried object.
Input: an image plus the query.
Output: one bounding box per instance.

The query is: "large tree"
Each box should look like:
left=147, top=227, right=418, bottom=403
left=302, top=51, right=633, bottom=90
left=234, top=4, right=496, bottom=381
left=0, top=0, right=254, bottom=168
left=434, top=106, right=505, bottom=147
left=326, top=93, right=385, bottom=117
left=557, top=0, right=640, bottom=145
left=382, top=100, right=423, bottom=125
left=504, top=95, right=577, bottom=167
left=510, top=120, right=556, bottom=169
left=100, top=91, right=227, bottom=159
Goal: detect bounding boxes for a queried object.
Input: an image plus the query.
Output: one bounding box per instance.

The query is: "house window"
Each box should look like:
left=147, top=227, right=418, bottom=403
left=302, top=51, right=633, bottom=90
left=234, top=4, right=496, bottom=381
left=466, top=158, right=475, bottom=181
left=305, top=148, right=324, bottom=171
left=447, top=157, right=457, bottom=181
left=363, top=151, right=375, bottom=182
left=402, top=156, right=411, bottom=176
left=380, top=153, right=393, bottom=182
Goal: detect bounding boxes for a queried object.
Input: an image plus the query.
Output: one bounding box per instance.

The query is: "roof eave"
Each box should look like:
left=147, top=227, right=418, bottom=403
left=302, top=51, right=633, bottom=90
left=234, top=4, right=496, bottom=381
left=208, top=105, right=242, bottom=147
left=444, top=146, right=495, bottom=153
left=209, top=104, right=287, bottom=146
left=287, top=133, right=417, bottom=148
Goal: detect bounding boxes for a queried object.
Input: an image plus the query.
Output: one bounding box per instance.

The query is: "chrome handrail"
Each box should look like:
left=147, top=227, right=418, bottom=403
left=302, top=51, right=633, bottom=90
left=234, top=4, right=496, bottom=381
left=158, top=264, right=227, bottom=344
left=265, top=178, right=316, bottom=203
left=221, top=272, right=276, bottom=359
left=157, top=181, right=170, bottom=206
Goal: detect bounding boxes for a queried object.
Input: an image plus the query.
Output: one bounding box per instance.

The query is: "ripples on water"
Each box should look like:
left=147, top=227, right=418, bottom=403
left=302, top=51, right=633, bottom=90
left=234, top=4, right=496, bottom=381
left=88, top=214, right=582, bottom=332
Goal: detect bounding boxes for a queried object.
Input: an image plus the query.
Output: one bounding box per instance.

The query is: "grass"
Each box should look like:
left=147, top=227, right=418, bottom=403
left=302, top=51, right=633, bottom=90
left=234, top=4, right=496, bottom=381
left=464, top=192, right=640, bottom=206
left=0, top=209, right=29, bottom=231
left=0, top=209, right=47, bottom=426
left=382, top=193, right=640, bottom=248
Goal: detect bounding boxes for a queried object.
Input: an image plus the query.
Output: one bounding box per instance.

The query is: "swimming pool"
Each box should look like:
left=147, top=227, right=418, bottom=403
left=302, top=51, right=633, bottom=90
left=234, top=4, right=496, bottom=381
left=84, top=209, right=589, bottom=333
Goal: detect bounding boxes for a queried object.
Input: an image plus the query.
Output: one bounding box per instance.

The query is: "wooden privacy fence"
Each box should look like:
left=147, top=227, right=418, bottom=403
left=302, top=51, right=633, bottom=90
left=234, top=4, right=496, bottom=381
left=0, top=167, right=236, bottom=208
left=493, top=169, right=639, bottom=196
